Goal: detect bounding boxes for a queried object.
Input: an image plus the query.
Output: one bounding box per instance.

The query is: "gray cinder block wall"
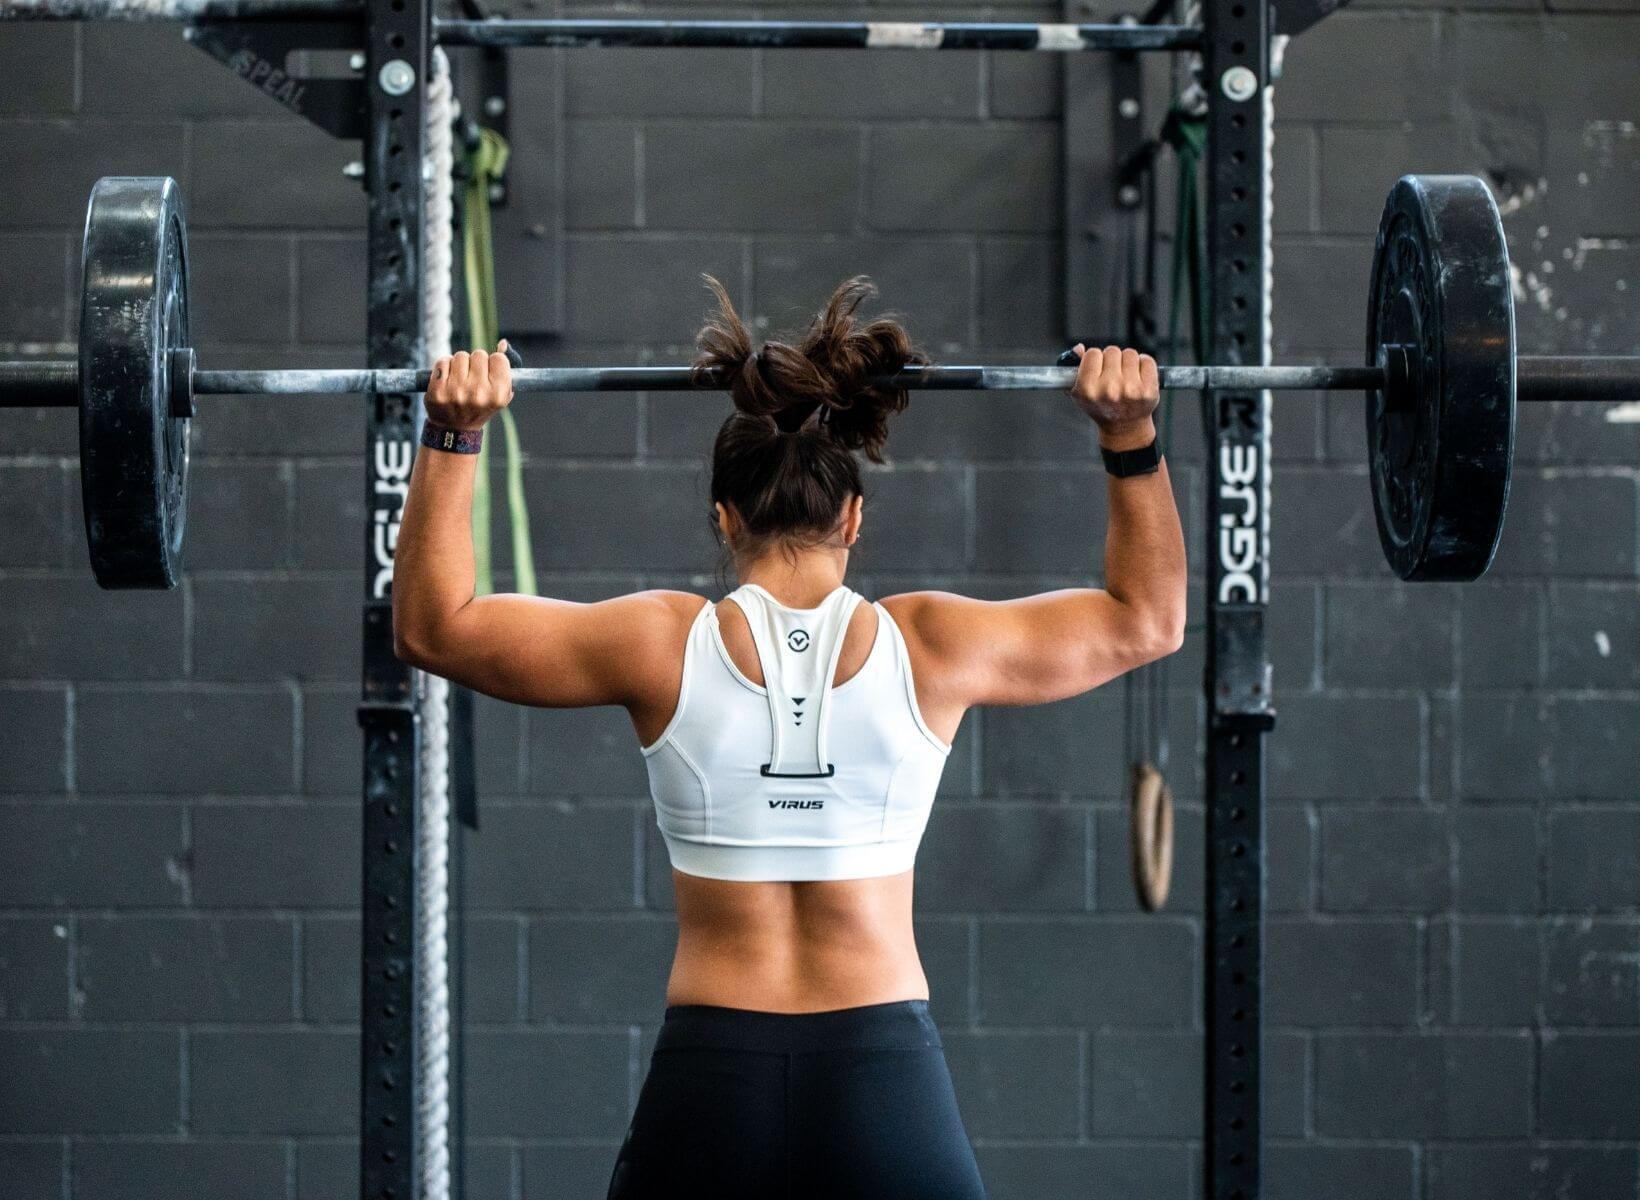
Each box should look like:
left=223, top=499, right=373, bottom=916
left=1, top=5, right=1638, bottom=1199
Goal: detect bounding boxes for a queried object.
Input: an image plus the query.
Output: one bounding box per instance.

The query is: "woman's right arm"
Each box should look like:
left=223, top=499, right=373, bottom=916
left=884, top=346, right=1187, bottom=719
left=392, top=346, right=696, bottom=712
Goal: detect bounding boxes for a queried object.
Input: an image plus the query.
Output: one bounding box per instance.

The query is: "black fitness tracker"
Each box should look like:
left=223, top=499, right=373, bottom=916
left=1101, top=438, right=1162, bottom=478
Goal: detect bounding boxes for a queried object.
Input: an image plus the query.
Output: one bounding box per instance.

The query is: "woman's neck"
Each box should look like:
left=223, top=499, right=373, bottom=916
left=735, top=549, right=850, bottom=607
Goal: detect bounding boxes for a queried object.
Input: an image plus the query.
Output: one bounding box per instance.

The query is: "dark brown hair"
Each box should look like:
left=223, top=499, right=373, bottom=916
left=695, top=275, right=926, bottom=558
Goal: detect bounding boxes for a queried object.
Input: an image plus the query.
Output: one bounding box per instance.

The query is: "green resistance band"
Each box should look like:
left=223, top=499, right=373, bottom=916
left=463, top=126, right=537, bottom=598
left=1162, top=102, right=1209, bottom=414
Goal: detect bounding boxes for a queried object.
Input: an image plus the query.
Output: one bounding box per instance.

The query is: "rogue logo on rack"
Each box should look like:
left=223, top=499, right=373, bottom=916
left=1217, top=440, right=1262, bottom=604
left=372, top=437, right=413, bottom=598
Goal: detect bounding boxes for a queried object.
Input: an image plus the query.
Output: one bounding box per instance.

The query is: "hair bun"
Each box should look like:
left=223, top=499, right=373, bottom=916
left=692, top=274, right=926, bottom=463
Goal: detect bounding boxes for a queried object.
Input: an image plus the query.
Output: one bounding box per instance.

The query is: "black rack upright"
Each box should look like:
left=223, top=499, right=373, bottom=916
left=357, top=0, right=433, bottom=1197
left=1200, top=0, right=1273, bottom=1195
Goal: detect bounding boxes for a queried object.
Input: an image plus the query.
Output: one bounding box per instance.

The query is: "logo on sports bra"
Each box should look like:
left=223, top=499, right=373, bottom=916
left=769, top=799, right=825, bottom=810
left=786, top=629, right=810, bottom=652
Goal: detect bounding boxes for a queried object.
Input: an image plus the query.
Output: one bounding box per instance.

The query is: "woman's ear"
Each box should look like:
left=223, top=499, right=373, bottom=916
left=713, top=502, right=737, bottom=544
left=843, top=494, right=865, bottom=547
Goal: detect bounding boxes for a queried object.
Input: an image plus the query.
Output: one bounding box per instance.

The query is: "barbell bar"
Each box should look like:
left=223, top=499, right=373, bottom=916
left=1, top=174, right=1636, bottom=591
left=6, top=356, right=1633, bottom=405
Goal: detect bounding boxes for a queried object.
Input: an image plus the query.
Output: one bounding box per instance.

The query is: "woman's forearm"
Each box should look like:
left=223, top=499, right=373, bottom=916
left=1099, top=416, right=1188, bottom=651
left=1103, top=471, right=1187, bottom=647
left=393, top=443, right=481, bottom=659
left=393, top=346, right=515, bottom=661
left=1062, top=348, right=1186, bottom=656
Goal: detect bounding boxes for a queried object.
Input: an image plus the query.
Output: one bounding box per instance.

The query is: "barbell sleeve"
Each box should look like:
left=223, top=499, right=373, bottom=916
left=1517, top=356, right=1640, bottom=403
left=0, top=360, right=78, bottom=408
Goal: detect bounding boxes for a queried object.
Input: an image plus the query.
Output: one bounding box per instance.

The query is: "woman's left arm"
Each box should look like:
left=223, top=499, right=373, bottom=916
left=392, top=345, right=687, bottom=709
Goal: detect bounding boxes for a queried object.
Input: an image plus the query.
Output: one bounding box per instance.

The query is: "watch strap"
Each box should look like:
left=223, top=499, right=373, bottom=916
left=1100, top=437, right=1162, bottom=477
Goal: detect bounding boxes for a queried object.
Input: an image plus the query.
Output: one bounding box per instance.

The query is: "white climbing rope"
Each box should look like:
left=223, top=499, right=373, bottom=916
left=416, top=44, right=454, bottom=1200
left=1260, top=76, right=1275, bottom=602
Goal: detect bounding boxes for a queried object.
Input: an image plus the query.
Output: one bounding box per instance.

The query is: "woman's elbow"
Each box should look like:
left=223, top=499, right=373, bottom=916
left=1157, top=599, right=1188, bottom=656
left=392, top=608, right=442, bottom=671
left=1133, top=605, right=1187, bottom=665
left=392, top=629, right=431, bottom=670
left=393, top=593, right=477, bottom=672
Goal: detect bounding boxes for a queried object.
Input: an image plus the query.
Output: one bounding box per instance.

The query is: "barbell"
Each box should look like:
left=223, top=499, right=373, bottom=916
left=1, top=175, right=1636, bottom=590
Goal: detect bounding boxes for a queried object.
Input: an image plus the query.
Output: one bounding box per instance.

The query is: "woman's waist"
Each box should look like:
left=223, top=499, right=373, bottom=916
left=666, top=913, right=928, bottom=1014
left=655, top=998, right=941, bottom=1055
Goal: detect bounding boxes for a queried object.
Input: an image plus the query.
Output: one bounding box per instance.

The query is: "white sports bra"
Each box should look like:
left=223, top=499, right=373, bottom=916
left=642, top=584, right=951, bottom=882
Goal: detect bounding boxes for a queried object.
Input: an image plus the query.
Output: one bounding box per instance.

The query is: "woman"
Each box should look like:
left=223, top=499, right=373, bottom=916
left=393, top=278, right=1186, bottom=1200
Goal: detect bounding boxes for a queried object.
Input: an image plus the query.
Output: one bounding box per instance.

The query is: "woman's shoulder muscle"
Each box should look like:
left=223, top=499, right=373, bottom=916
left=876, top=591, right=978, bottom=724
left=608, top=589, right=710, bottom=676
left=449, top=587, right=705, bottom=710
left=879, top=587, right=1153, bottom=710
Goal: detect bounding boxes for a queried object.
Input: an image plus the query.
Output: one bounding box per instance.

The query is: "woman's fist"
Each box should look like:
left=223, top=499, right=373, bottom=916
left=1068, top=344, right=1160, bottom=449
left=425, top=339, right=514, bottom=431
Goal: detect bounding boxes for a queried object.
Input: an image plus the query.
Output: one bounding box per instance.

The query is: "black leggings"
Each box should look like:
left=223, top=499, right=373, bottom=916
left=606, top=1000, right=987, bottom=1200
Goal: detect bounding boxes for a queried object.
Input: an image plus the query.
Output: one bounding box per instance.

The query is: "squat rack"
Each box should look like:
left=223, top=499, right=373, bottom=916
left=4, top=1, right=1325, bottom=1196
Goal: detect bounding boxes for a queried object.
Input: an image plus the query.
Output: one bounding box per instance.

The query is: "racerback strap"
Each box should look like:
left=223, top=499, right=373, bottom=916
left=728, top=584, right=862, bottom=778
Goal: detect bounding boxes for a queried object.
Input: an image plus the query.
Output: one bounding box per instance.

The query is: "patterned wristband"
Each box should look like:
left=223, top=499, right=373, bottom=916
left=420, top=423, right=484, bottom=454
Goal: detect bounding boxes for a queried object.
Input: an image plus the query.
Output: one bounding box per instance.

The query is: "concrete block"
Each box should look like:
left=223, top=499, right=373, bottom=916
left=0, top=802, right=186, bottom=908
left=191, top=576, right=358, bottom=682
left=191, top=1029, right=356, bottom=1135
left=1429, top=1145, right=1640, bottom=1200
left=917, top=803, right=1087, bottom=912
left=943, top=1029, right=1081, bottom=1138
left=76, top=686, right=295, bottom=795
left=0, top=918, right=70, bottom=1021
left=77, top=915, right=294, bottom=1022
left=193, top=803, right=356, bottom=908
left=1320, top=808, right=1449, bottom=912
left=1540, top=1032, right=1640, bottom=1137
left=74, top=1140, right=287, bottom=1200
left=462, top=803, right=637, bottom=912
left=1322, top=582, right=1455, bottom=688
left=0, top=1030, right=179, bottom=1134
left=1271, top=695, right=1422, bottom=801
left=868, top=123, right=1060, bottom=233
left=529, top=915, right=675, bottom=1024
left=1267, top=917, right=1420, bottom=1025
left=0, top=685, right=69, bottom=794
left=464, top=1030, right=630, bottom=1138
left=1548, top=808, right=1640, bottom=910
left=977, top=917, right=1195, bottom=1026
left=1089, top=1030, right=1199, bottom=1138
left=646, top=122, right=860, bottom=232
left=1314, top=1032, right=1532, bottom=1137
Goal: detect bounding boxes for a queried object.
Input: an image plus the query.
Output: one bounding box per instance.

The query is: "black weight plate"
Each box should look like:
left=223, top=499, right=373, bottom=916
left=80, top=176, right=191, bottom=589
left=1365, top=175, right=1515, bottom=582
